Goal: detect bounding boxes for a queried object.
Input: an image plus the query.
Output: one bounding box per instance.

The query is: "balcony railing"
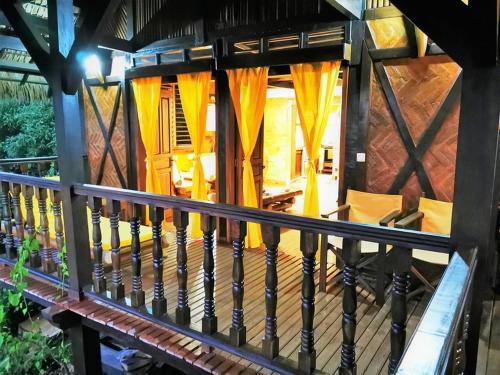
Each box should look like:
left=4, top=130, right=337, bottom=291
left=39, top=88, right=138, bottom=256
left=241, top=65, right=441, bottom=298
left=0, top=171, right=473, bottom=374
left=0, top=156, right=58, bottom=177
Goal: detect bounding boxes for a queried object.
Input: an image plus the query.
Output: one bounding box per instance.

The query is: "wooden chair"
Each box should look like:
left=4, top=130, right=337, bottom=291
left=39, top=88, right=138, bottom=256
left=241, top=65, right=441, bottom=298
left=395, top=197, right=452, bottom=299
left=319, top=189, right=404, bottom=305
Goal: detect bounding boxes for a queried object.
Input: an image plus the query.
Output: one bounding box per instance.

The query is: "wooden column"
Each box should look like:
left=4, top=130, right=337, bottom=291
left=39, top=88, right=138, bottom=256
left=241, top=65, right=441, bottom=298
left=450, top=66, right=500, bottom=373
left=50, top=190, right=65, bottom=276
left=22, top=185, right=40, bottom=267
left=0, top=182, right=14, bottom=258
left=88, top=197, right=106, bottom=293
left=388, top=246, right=412, bottom=374
left=150, top=205, right=166, bottom=317
left=299, top=231, right=318, bottom=373
left=201, top=214, right=217, bottom=334
left=230, top=220, right=247, bottom=346
left=108, top=200, right=124, bottom=300
left=174, top=209, right=190, bottom=324
left=129, top=203, right=145, bottom=307
left=10, top=183, right=24, bottom=249
left=262, top=224, right=280, bottom=359
left=339, top=238, right=361, bottom=374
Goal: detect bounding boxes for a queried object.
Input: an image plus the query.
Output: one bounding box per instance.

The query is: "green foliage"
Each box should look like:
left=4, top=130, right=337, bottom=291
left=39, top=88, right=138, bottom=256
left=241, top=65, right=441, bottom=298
left=0, top=99, right=56, bottom=159
left=0, top=240, right=71, bottom=374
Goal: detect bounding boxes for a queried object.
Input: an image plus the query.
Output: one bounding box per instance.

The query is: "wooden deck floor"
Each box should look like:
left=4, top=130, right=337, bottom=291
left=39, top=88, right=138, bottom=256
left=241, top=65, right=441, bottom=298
left=108, top=228, right=431, bottom=374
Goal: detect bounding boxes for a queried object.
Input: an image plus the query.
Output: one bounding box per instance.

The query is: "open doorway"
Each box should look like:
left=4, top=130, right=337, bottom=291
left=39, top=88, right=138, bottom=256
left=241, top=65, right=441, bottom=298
left=261, top=74, right=343, bottom=216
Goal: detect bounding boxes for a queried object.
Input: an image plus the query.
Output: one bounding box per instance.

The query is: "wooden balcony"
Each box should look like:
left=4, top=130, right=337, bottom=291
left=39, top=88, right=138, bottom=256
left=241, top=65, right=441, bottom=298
left=0, top=171, right=480, bottom=374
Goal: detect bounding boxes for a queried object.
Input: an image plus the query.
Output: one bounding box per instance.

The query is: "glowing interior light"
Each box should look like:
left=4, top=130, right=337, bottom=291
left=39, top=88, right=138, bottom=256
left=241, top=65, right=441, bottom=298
left=83, top=54, right=103, bottom=81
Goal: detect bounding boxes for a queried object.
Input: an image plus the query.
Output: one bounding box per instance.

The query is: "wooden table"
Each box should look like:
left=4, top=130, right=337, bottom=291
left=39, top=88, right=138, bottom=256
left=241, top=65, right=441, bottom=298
left=263, top=189, right=303, bottom=212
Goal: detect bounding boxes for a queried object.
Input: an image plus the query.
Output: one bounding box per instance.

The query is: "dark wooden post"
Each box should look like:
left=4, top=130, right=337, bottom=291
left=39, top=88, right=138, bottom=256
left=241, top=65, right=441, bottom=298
left=261, top=224, right=280, bottom=359
left=339, top=238, right=361, bottom=375
left=50, top=190, right=65, bottom=276
left=35, top=187, right=56, bottom=272
left=388, top=246, right=412, bottom=374
left=201, top=214, right=217, bottom=334
left=173, top=209, right=190, bottom=324
left=88, top=197, right=106, bottom=294
left=1, top=182, right=14, bottom=258
left=129, top=203, right=145, bottom=307
left=10, top=183, right=24, bottom=249
left=22, top=185, right=40, bottom=267
left=299, top=231, right=318, bottom=373
left=150, top=205, right=166, bottom=317
left=108, top=200, right=124, bottom=300
left=230, top=220, right=247, bottom=346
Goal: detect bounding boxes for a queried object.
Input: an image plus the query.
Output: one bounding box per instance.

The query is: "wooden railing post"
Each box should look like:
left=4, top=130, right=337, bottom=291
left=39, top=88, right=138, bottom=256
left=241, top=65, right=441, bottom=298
left=10, top=183, right=24, bottom=249
left=201, top=214, right=217, bottom=334
left=129, top=203, right=145, bottom=307
left=262, top=224, right=280, bottom=359
left=230, top=220, right=247, bottom=346
left=22, top=185, right=40, bottom=267
left=35, top=187, right=55, bottom=273
left=1, top=182, right=14, bottom=258
left=389, top=246, right=412, bottom=374
left=50, top=190, right=65, bottom=276
left=150, top=205, right=166, bottom=317
left=108, top=199, right=124, bottom=300
left=339, top=238, right=361, bottom=375
left=88, top=197, right=106, bottom=293
left=174, top=209, right=190, bottom=324
left=299, top=231, right=318, bottom=373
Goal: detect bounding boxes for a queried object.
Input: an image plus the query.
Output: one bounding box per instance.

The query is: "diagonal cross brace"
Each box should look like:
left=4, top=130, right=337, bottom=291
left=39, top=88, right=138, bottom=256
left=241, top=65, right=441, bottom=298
left=389, top=72, right=463, bottom=195
left=85, top=82, right=127, bottom=188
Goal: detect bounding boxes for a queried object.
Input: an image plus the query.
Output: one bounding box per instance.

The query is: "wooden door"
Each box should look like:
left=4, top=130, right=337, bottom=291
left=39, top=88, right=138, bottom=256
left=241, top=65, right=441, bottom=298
left=153, top=87, right=173, bottom=196
left=235, top=123, right=264, bottom=208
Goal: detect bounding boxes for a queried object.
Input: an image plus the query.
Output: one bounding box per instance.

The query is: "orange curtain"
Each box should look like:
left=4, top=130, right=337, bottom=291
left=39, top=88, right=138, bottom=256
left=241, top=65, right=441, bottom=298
left=177, top=71, right=211, bottom=239
left=227, top=67, right=269, bottom=248
left=291, top=61, right=341, bottom=217
left=132, top=77, right=162, bottom=194
left=415, top=26, right=428, bottom=57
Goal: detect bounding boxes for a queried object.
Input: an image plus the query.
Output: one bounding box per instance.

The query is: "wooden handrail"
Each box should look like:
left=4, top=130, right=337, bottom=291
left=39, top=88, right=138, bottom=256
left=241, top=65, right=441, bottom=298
left=72, top=182, right=450, bottom=252
left=396, top=248, right=478, bottom=374
left=0, top=156, right=58, bottom=165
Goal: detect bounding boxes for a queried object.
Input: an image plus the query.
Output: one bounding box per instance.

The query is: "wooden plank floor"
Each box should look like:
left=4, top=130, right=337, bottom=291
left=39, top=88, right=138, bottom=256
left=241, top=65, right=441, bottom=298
left=109, top=228, right=431, bottom=374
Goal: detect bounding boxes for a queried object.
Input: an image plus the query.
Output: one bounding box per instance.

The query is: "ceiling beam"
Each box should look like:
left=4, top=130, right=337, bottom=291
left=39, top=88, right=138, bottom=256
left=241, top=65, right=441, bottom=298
left=0, top=34, right=26, bottom=51
left=0, top=1, right=52, bottom=80
left=0, top=58, right=40, bottom=74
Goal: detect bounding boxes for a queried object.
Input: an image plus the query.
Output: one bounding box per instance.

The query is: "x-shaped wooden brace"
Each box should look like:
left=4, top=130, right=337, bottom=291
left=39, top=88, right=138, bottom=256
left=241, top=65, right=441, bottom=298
left=84, top=81, right=127, bottom=188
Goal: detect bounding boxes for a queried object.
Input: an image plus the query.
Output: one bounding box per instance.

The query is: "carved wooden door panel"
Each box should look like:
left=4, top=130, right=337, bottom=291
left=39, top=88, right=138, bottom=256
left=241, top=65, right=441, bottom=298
left=154, top=87, right=173, bottom=196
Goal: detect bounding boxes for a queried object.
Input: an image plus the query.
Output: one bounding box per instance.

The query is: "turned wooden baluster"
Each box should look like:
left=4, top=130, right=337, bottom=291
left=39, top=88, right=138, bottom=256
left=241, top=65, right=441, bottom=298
left=174, top=209, right=190, bottom=324
left=230, top=220, right=247, bottom=346
left=22, top=185, right=40, bottom=267
left=35, top=187, right=55, bottom=273
left=339, top=238, right=361, bottom=375
left=262, top=224, right=280, bottom=359
left=129, top=203, right=145, bottom=307
left=10, top=183, right=24, bottom=250
left=108, top=200, right=124, bottom=300
left=1, top=182, right=14, bottom=258
left=88, top=197, right=106, bottom=293
left=201, top=214, right=217, bottom=334
left=150, top=205, right=166, bottom=317
left=299, top=231, right=319, bottom=373
left=388, top=246, right=411, bottom=374
left=50, top=190, right=65, bottom=276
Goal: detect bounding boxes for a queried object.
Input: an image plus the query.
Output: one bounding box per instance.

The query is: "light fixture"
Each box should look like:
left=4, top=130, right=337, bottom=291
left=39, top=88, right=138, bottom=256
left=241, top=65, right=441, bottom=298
left=81, top=53, right=104, bottom=83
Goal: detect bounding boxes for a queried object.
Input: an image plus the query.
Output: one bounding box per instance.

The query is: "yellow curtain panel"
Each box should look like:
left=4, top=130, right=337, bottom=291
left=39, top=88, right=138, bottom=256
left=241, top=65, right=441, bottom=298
left=291, top=61, right=341, bottom=217
left=131, top=77, right=162, bottom=194
left=227, top=67, right=269, bottom=248
left=177, top=71, right=211, bottom=238
left=415, top=26, right=428, bottom=57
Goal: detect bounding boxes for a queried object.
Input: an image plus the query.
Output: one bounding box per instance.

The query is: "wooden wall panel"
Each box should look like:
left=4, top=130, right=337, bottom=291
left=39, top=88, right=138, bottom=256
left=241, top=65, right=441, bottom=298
left=365, top=56, right=460, bottom=207
left=367, top=18, right=408, bottom=49
left=83, top=84, right=128, bottom=188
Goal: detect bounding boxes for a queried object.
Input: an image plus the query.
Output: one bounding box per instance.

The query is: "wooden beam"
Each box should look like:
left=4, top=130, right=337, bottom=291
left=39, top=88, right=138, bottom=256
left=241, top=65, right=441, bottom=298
left=98, top=35, right=135, bottom=53
left=125, top=59, right=213, bottom=80
left=0, top=58, right=40, bottom=74
left=0, top=0, right=52, bottom=80
left=0, top=34, right=26, bottom=51
left=325, top=0, right=364, bottom=20
left=363, top=5, right=402, bottom=20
